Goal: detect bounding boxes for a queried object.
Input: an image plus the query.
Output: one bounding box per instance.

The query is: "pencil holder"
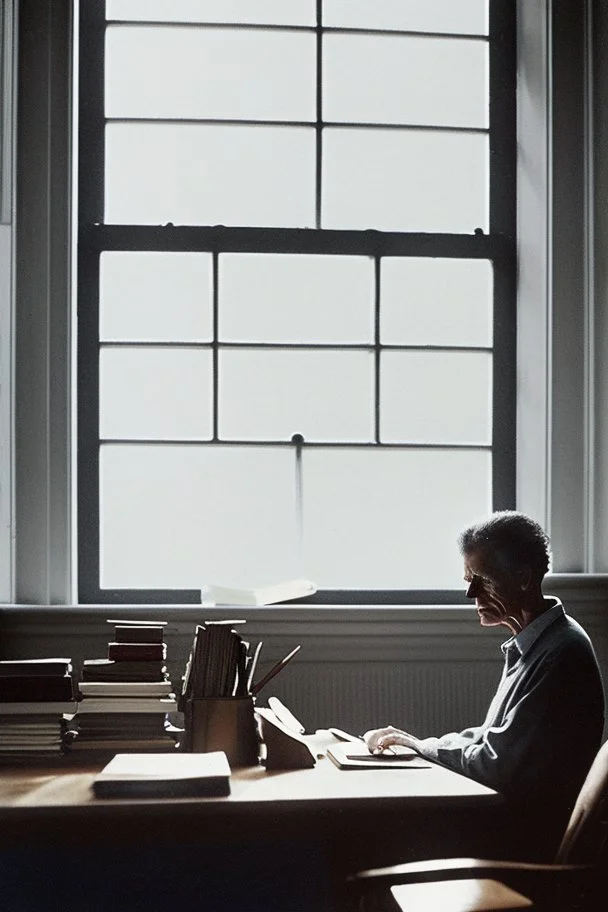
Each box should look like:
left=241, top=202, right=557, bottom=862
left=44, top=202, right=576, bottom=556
left=182, top=695, right=260, bottom=767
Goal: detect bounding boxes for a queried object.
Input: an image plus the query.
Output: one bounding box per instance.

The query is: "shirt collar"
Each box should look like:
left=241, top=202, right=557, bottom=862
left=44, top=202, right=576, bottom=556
left=501, top=597, right=564, bottom=660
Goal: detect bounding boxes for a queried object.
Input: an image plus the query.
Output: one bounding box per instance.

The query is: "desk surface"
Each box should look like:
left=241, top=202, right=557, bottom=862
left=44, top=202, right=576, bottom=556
left=0, top=732, right=501, bottom=817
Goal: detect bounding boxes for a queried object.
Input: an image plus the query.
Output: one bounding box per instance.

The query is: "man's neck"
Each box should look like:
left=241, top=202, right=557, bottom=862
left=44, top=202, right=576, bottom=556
left=519, top=591, right=548, bottom=631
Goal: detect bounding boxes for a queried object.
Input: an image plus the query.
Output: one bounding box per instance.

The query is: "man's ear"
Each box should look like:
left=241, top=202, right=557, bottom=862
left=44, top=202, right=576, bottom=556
left=517, top=565, right=532, bottom=591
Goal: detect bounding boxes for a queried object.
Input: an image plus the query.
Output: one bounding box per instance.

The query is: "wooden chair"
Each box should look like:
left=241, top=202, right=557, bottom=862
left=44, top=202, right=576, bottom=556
left=346, top=739, right=608, bottom=912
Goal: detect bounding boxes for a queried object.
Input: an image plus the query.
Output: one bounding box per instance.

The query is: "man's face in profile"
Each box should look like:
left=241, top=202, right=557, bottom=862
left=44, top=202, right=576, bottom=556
left=463, top=548, right=521, bottom=628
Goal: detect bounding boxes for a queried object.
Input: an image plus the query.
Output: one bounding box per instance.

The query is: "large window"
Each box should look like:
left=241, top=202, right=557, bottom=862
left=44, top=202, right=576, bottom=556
left=77, top=0, right=516, bottom=604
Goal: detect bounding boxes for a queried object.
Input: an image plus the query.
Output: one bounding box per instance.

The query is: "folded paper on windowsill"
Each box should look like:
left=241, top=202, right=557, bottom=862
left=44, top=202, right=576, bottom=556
left=201, top=579, right=317, bottom=607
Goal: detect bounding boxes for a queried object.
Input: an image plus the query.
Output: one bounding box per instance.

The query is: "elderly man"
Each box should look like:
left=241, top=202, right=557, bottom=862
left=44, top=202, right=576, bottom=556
left=365, top=511, right=605, bottom=857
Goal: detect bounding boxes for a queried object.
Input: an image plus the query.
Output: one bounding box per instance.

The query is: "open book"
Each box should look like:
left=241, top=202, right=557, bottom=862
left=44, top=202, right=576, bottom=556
left=92, top=751, right=231, bottom=798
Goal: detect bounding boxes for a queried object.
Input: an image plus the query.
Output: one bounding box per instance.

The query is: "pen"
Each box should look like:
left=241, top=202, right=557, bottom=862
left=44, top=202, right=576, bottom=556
left=251, top=645, right=301, bottom=697
left=246, top=640, right=263, bottom=693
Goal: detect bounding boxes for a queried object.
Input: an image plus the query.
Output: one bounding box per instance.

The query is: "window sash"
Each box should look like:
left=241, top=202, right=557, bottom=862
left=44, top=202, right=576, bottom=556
left=77, top=0, right=515, bottom=604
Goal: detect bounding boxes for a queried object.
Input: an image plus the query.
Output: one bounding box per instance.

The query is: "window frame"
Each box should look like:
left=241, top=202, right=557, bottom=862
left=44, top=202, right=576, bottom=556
left=76, top=0, right=516, bottom=605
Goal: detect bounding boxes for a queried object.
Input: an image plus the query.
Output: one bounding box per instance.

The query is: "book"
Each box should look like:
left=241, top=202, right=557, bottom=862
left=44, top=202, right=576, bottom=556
left=326, top=742, right=432, bottom=770
left=0, top=739, right=65, bottom=749
left=0, top=714, right=71, bottom=759
left=0, top=744, right=65, bottom=754
left=107, top=619, right=167, bottom=629
left=75, top=697, right=177, bottom=714
left=0, top=675, right=75, bottom=702
left=113, top=625, right=165, bottom=644
left=82, top=659, right=167, bottom=682
left=107, top=642, right=167, bottom=662
left=182, top=623, right=248, bottom=700
left=76, top=713, right=168, bottom=730
left=92, top=751, right=231, bottom=798
left=0, top=701, right=78, bottom=715
left=0, top=717, right=66, bottom=750
left=0, top=721, right=61, bottom=733
left=78, top=682, right=173, bottom=697
left=69, top=737, right=177, bottom=752
left=0, top=658, right=72, bottom=676
left=76, top=726, right=168, bottom=743
left=201, top=578, right=317, bottom=607
left=0, top=733, right=64, bottom=744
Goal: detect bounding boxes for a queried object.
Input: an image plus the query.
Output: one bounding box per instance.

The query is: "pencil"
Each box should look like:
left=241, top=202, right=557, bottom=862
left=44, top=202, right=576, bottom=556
left=251, top=645, right=301, bottom=696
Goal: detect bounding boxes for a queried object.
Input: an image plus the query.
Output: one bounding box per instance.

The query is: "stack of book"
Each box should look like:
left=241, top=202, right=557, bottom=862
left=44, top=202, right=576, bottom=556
left=181, top=621, right=250, bottom=702
left=0, top=658, right=78, bottom=761
left=70, top=621, right=178, bottom=754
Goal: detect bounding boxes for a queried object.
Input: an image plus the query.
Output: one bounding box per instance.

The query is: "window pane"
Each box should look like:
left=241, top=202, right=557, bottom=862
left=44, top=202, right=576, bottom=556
left=219, top=254, right=374, bottom=343
left=323, top=0, right=488, bottom=35
left=100, top=348, right=213, bottom=440
left=380, top=350, right=492, bottom=444
left=381, top=258, right=493, bottom=347
left=106, top=27, right=316, bottom=121
left=100, top=252, right=213, bottom=342
left=323, top=128, right=488, bottom=232
left=105, top=123, right=315, bottom=227
left=302, top=448, right=491, bottom=588
left=324, top=34, right=487, bottom=128
left=106, top=0, right=315, bottom=26
left=219, top=349, right=375, bottom=442
left=100, top=444, right=299, bottom=589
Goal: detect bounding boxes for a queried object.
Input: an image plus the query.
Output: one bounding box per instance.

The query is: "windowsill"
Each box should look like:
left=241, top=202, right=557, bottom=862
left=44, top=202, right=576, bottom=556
left=2, top=572, right=608, bottom=615
left=0, top=573, right=608, bottom=620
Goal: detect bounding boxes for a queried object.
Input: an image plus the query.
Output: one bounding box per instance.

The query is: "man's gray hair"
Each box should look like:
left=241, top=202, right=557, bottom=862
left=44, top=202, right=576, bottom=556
left=458, top=511, right=551, bottom=581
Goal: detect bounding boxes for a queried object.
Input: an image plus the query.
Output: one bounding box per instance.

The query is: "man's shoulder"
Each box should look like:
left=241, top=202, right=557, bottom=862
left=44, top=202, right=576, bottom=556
left=535, top=607, right=598, bottom=661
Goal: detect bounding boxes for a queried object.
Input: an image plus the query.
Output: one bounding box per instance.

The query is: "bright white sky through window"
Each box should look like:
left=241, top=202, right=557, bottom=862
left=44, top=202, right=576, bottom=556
left=88, top=0, right=501, bottom=596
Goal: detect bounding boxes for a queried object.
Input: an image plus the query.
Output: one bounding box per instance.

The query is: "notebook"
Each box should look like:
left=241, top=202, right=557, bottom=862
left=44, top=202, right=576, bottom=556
left=326, top=742, right=431, bottom=770
left=92, top=751, right=231, bottom=798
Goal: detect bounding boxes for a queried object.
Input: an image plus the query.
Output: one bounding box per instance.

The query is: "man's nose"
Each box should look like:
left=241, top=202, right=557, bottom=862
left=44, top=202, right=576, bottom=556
left=466, top=579, right=478, bottom=599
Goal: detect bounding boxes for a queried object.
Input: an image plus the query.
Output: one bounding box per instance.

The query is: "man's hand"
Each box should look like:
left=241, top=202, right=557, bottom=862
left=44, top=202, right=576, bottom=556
left=363, top=725, right=422, bottom=754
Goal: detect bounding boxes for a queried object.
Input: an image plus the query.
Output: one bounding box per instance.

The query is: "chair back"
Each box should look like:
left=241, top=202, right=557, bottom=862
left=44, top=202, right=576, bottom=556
left=555, top=738, right=608, bottom=865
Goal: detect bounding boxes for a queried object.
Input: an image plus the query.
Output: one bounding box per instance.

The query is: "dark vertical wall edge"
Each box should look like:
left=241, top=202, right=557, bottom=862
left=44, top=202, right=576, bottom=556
left=15, top=0, right=71, bottom=602
left=489, top=0, right=517, bottom=510
left=550, top=0, right=586, bottom=569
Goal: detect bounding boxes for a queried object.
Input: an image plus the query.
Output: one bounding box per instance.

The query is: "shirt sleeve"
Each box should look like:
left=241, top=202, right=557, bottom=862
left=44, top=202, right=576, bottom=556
left=417, top=726, right=482, bottom=764
left=415, top=642, right=604, bottom=800
left=417, top=707, right=528, bottom=792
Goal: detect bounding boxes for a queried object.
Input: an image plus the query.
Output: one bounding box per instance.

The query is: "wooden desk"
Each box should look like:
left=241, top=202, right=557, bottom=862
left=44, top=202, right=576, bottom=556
left=0, top=735, right=507, bottom=912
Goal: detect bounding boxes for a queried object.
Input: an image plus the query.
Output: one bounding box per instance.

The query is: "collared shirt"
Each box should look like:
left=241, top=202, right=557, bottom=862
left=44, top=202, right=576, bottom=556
left=417, top=598, right=605, bottom=819
left=503, top=599, right=563, bottom=664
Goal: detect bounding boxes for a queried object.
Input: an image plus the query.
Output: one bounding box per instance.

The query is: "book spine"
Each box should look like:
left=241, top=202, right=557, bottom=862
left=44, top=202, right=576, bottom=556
left=107, top=642, right=166, bottom=662
left=114, top=626, right=164, bottom=644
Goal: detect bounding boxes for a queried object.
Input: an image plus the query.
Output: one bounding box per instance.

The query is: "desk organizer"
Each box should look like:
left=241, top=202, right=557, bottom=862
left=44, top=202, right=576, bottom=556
left=181, top=695, right=259, bottom=767
left=255, top=707, right=316, bottom=769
